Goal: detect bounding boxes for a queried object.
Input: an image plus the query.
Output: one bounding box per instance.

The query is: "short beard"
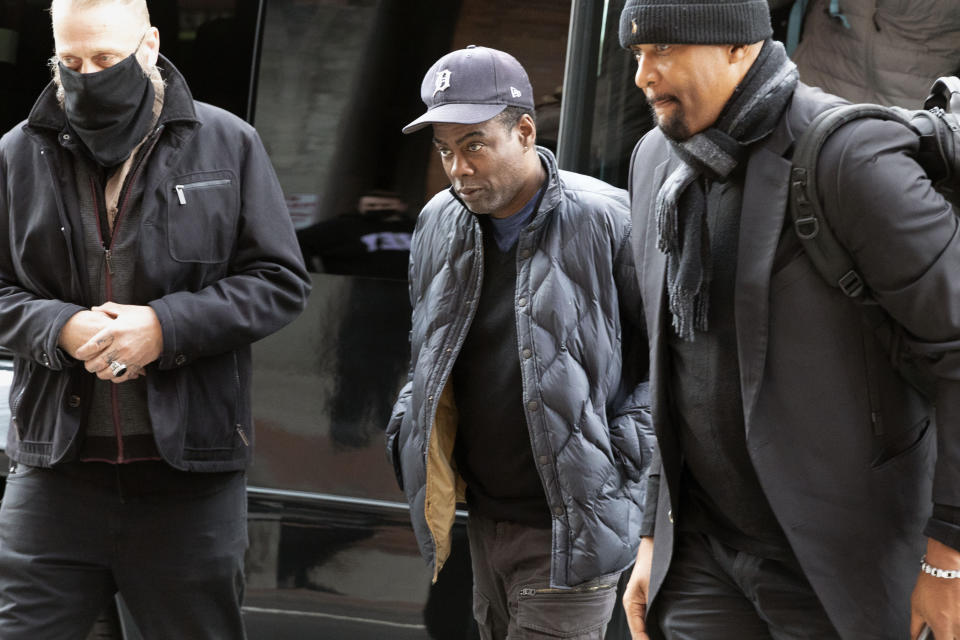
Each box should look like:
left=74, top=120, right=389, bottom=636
left=48, top=54, right=166, bottom=119
left=649, top=100, right=693, bottom=141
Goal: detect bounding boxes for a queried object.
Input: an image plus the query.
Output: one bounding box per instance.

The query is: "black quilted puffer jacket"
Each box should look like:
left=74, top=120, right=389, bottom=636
left=386, top=147, right=654, bottom=588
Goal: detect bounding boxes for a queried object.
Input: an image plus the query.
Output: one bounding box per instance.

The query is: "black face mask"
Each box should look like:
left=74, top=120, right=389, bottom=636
left=59, top=53, right=156, bottom=168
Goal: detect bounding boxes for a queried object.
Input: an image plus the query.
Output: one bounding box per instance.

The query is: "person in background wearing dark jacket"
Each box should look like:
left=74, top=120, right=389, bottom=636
left=297, top=189, right=414, bottom=279
left=0, top=0, right=310, bottom=637
left=617, top=1, right=960, bottom=639
left=386, top=45, right=654, bottom=639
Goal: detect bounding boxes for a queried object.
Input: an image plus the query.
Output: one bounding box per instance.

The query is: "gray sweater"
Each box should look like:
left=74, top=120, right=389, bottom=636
left=74, top=142, right=159, bottom=463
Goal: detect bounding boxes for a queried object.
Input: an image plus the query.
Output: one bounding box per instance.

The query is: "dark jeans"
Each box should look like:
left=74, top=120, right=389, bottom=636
left=0, top=461, right=248, bottom=640
left=652, top=531, right=840, bottom=640
left=467, top=514, right=619, bottom=640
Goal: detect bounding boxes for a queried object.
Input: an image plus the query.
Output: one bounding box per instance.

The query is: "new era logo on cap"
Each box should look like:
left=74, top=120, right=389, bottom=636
left=402, top=45, right=535, bottom=134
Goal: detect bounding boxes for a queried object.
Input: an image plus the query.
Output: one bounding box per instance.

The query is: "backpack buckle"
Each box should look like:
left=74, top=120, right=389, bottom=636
left=838, top=270, right=864, bottom=297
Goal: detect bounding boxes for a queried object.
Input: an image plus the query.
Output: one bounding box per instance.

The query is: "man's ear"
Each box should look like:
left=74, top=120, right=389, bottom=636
left=517, top=113, right=537, bottom=148
left=143, top=26, right=160, bottom=67
left=728, top=43, right=749, bottom=62
left=729, top=41, right=763, bottom=65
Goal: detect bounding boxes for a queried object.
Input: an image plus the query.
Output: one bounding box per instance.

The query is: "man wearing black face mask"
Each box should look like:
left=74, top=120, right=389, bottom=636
left=0, top=0, right=310, bottom=637
left=55, top=25, right=153, bottom=169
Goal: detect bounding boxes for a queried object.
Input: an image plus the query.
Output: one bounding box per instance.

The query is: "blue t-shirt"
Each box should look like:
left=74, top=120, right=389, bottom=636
left=487, top=187, right=544, bottom=252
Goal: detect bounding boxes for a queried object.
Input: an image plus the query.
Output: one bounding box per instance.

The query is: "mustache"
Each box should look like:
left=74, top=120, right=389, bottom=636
left=645, top=92, right=678, bottom=106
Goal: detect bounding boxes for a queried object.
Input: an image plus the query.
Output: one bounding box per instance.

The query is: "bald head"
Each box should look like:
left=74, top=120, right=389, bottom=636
left=50, top=0, right=150, bottom=29
left=50, top=0, right=158, bottom=75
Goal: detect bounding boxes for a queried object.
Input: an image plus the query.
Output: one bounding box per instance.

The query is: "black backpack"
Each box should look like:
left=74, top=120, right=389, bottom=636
left=788, top=76, right=960, bottom=399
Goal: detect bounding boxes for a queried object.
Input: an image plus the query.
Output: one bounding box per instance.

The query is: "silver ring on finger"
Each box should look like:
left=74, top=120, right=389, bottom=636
left=109, top=360, right=128, bottom=378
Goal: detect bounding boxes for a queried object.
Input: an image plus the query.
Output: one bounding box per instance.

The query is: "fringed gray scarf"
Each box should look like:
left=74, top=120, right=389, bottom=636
left=657, top=39, right=798, bottom=341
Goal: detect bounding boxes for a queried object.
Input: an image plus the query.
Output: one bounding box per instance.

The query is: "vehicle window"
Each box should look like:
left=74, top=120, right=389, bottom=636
left=150, top=0, right=259, bottom=120
left=583, top=0, right=654, bottom=189
left=0, top=0, right=57, bottom=134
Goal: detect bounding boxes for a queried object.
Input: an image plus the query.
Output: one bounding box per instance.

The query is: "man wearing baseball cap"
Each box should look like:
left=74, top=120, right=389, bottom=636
left=387, top=45, right=654, bottom=638
left=617, top=0, right=960, bottom=639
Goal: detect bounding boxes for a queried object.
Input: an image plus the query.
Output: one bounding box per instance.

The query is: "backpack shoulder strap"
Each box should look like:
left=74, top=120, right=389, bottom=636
left=788, top=104, right=912, bottom=298
left=789, top=103, right=936, bottom=401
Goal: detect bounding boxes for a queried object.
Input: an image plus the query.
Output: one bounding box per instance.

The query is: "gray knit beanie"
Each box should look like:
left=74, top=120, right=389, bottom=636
left=619, top=0, right=772, bottom=48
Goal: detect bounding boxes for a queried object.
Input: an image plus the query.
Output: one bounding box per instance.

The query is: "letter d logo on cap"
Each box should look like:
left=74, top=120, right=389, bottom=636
left=434, top=70, right=451, bottom=96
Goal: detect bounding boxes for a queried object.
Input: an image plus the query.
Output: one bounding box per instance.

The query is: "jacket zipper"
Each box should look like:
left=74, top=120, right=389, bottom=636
left=88, top=126, right=164, bottom=463
left=89, top=178, right=124, bottom=461
left=10, top=384, right=25, bottom=441
left=232, top=352, right=248, bottom=446
left=174, top=179, right=231, bottom=205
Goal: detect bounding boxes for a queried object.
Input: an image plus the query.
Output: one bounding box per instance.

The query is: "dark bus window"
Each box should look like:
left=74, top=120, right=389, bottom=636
left=584, top=0, right=653, bottom=189
left=0, top=0, right=56, bottom=134
left=147, top=0, right=259, bottom=120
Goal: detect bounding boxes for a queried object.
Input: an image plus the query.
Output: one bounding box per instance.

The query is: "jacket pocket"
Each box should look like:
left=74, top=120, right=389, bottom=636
left=473, top=590, right=494, bottom=640
left=179, top=351, right=245, bottom=456
left=167, top=170, right=239, bottom=263
left=872, top=417, right=931, bottom=469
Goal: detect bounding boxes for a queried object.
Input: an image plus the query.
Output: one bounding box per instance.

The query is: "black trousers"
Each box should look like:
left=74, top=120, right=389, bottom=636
left=0, top=461, right=247, bottom=639
left=652, top=531, right=840, bottom=640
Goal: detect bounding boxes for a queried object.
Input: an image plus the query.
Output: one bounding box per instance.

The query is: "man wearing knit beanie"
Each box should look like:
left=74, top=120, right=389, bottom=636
left=618, top=0, right=960, bottom=639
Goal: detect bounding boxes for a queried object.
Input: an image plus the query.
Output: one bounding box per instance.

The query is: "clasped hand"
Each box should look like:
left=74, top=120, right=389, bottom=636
left=59, top=302, right=163, bottom=383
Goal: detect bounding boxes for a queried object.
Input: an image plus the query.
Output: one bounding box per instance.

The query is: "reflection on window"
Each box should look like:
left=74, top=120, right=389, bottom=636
left=296, top=190, right=414, bottom=279
left=254, top=0, right=379, bottom=232
left=587, top=0, right=654, bottom=189
left=166, top=0, right=258, bottom=119
left=253, top=0, right=460, bottom=237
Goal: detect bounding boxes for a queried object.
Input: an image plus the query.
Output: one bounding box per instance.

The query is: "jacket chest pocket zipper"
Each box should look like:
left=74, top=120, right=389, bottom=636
left=174, top=179, right=232, bottom=205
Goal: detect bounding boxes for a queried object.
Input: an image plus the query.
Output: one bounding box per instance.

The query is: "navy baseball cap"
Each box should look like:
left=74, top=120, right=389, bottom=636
left=402, top=45, right=535, bottom=134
